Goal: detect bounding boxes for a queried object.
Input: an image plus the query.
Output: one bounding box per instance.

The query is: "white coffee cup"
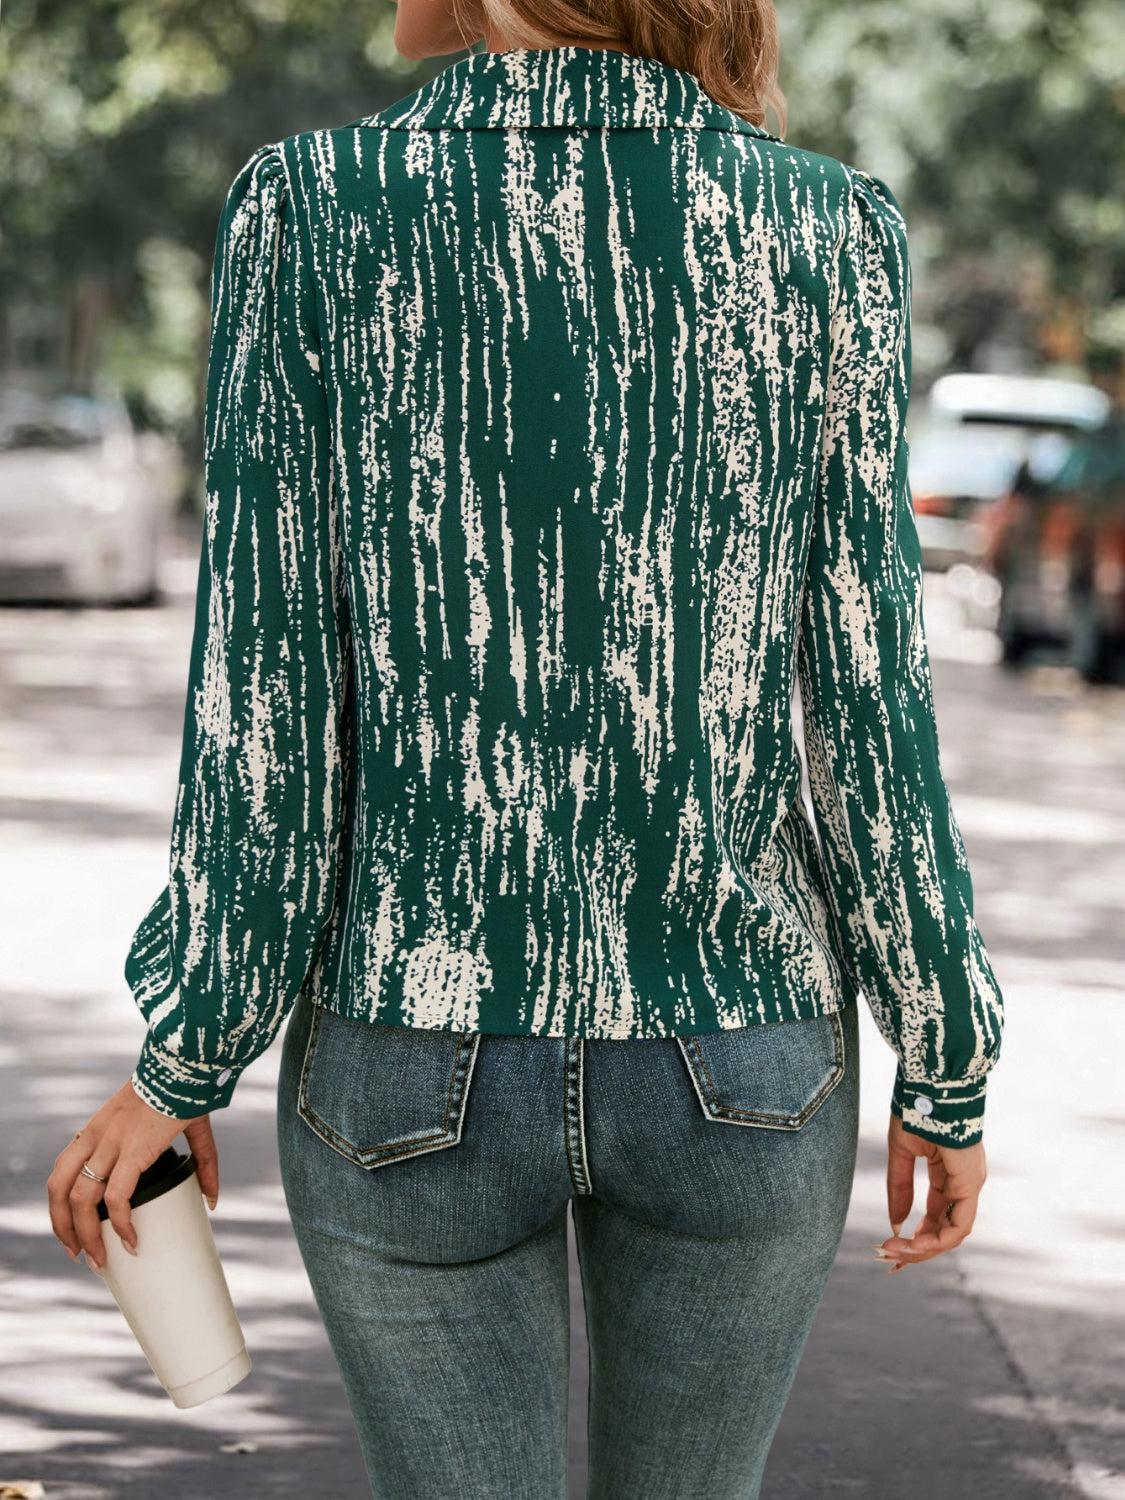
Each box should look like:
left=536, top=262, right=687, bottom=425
left=95, top=1148, right=252, bottom=1408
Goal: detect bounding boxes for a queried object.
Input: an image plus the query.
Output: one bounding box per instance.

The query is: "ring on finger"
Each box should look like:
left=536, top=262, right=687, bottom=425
left=80, top=1160, right=111, bottom=1184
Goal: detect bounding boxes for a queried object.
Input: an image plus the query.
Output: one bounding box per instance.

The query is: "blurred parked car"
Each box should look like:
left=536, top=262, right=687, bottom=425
left=978, top=421, right=1125, bottom=682
left=909, top=373, right=1111, bottom=572
left=0, top=386, right=181, bottom=605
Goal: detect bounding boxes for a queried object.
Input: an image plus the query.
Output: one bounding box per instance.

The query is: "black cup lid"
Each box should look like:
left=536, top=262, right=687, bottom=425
left=96, top=1147, right=197, bottom=1222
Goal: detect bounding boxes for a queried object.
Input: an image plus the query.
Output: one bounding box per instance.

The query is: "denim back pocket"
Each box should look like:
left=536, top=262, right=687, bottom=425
left=677, top=1007, right=847, bottom=1130
left=297, top=1000, right=481, bottom=1169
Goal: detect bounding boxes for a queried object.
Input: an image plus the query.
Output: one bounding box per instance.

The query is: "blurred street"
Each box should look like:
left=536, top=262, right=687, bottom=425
left=1, top=531, right=1123, bottom=1500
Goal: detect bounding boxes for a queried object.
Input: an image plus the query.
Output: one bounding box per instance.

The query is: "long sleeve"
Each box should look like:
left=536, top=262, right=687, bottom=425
left=797, top=167, right=1004, bottom=1148
left=124, top=141, right=351, bottom=1119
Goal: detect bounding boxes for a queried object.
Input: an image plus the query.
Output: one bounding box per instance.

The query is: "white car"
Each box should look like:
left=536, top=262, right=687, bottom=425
left=909, top=373, right=1110, bottom=572
left=0, top=388, right=182, bottom=605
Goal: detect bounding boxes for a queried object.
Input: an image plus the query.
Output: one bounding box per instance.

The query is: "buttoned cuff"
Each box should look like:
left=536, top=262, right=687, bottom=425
left=890, top=1067, right=988, bottom=1148
left=132, top=1031, right=243, bottom=1119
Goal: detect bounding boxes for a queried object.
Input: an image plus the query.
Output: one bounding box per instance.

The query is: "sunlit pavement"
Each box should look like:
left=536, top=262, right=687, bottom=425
left=2, top=529, right=1123, bottom=1499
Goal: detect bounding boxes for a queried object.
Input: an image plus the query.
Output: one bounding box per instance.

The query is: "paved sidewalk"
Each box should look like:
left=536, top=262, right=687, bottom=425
left=1, top=554, right=1123, bottom=1498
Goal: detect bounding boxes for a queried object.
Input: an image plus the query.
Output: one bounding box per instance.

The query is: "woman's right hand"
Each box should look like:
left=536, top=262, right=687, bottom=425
left=48, top=1081, right=220, bottom=1270
left=877, top=1116, right=988, bottom=1272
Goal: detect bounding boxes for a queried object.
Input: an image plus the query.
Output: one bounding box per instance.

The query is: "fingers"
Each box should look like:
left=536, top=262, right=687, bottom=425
left=185, top=1116, right=220, bottom=1208
left=886, top=1145, right=987, bottom=1268
left=922, top=1159, right=949, bottom=1232
left=899, top=1194, right=975, bottom=1260
left=879, top=1128, right=988, bottom=1273
left=49, top=1080, right=192, bottom=1268
left=886, top=1125, right=920, bottom=1235
left=47, top=1121, right=119, bottom=1261
left=103, top=1153, right=147, bottom=1255
left=69, top=1147, right=116, bottom=1270
left=46, top=1130, right=90, bottom=1260
left=911, top=1144, right=984, bottom=1254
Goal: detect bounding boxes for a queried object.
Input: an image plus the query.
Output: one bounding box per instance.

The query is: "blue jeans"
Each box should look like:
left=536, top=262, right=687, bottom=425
left=276, top=988, right=860, bottom=1499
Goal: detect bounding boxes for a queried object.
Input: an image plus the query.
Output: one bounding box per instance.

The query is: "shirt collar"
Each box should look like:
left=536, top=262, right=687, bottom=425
left=360, top=45, right=778, bottom=140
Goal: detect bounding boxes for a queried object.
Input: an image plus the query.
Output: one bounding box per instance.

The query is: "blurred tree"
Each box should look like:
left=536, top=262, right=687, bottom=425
left=1, top=0, right=1122, bottom=505
left=780, top=0, right=1125, bottom=389
left=0, top=0, right=434, bottom=498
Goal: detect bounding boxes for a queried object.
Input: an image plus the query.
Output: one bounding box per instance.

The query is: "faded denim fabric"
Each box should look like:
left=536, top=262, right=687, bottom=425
left=277, top=987, right=860, bottom=1499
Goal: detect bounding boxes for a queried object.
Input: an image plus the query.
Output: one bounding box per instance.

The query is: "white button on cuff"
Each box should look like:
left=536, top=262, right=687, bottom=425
left=216, top=1068, right=233, bottom=1087
left=912, top=1094, right=934, bottom=1117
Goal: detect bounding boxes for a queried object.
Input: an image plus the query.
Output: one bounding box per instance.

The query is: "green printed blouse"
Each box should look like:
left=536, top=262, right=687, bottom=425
left=125, top=43, right=1004, bottom=1145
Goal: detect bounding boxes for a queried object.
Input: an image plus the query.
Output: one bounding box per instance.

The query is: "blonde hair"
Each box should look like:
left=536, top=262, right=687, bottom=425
left=453, top=0, right=786, bottom=133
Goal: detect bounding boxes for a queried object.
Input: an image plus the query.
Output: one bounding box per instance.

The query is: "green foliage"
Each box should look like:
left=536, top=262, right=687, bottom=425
left=1, top=0, right=1121, bottom=458
left=779, top=0, right=1125, bottom=380
left=0, top=0, right=434, bottom=448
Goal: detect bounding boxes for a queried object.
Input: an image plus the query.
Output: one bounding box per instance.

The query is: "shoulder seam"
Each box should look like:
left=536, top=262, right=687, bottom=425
left=826, top=161, right=857, bottom=333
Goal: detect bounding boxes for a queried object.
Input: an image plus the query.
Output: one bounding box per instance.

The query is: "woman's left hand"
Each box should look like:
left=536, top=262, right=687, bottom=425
left=47, top=1081, right=220, bottom=1270
left=877, top=1115, right=987, bottom=1272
